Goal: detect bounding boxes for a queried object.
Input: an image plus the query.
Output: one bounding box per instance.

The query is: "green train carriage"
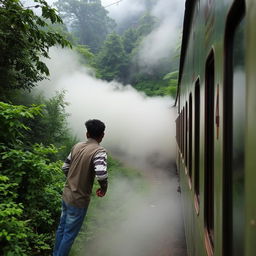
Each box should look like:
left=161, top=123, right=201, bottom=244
left=175, top=0, right=256, bottom=255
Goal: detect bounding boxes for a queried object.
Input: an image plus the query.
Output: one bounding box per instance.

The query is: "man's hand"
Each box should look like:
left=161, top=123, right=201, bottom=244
left=96, top=188, right=106, bottom=197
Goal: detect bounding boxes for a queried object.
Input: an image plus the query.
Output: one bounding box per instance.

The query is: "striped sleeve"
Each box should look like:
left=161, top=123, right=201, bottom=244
left=93, top=151, right=108, bottom=181
left=62, top=152, right=71, bottom=176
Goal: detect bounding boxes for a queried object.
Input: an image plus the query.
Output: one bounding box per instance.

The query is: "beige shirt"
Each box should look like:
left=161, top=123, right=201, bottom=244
left=62, top=139, right=106, bottom=208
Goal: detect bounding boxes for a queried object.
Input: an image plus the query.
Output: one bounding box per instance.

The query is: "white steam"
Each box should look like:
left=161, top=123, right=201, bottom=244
left=38, top=47, right=176, bottom=167
left=101, top=0, right=145, bottom=23
left=78, top=175, right=186, bottom=256
left=44, top=0, right=185, bottom=69
left=137, top=0, right=185, bottom=68
left=36, top=48, right=186, bottom=255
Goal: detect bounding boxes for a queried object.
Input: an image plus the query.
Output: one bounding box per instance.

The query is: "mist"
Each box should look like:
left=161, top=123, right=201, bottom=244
left=79, top=175, right=185, bottom=256
left=37, top=47, right=176, bottom=169
left=104, top=0, right=186, bottom=70
left=101, top=0, right=145, bottom=23
left=36, top=47, right=185, bottom=255
left=137, top=0, right=185, bottom=69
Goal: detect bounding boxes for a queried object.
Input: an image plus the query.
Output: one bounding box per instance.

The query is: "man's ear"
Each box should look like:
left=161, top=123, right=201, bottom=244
left=86, top=132, right=90, bottom=138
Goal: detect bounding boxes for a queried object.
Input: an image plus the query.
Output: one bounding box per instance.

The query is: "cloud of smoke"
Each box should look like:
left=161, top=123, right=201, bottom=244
left=101, top=0, right=145, bottom=24
left=37, top=47, right=176, bottom=168
left=137, top=0, right=185, bottom=69
left=42, top=0, right=185, bottom=71
left=102, top=0, right=185, bottom=71
left=36, top=48, right=185, bottom=255
left=78, top=175, right=185, bottom=256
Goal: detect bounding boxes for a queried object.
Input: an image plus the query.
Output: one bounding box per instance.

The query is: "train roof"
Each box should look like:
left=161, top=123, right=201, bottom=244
left=175, top=0, right=196, bottom=107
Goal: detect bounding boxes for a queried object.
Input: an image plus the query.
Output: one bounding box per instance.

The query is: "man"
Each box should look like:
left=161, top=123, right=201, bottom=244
left=53, top=119, right=108, bottom=256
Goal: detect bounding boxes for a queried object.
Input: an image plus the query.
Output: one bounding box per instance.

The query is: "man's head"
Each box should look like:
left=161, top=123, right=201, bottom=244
left=85, top=119, right=105, bottom=143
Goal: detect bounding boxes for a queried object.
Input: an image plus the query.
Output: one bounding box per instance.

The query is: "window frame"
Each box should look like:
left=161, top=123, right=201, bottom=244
left=223, top=0, right=246, bottom=255
left=204, top=50, right=215, bottom=256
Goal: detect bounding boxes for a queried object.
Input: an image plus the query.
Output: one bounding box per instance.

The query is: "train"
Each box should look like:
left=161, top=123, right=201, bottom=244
left=175, top=0, right=256, bottom=255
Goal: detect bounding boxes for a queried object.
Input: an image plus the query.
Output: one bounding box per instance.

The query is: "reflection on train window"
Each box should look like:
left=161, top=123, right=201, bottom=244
left=183, top=107, right=185, bottom=157
left=185, top=102, right=188, bottom=167
left=189, top=94, right=193, bottom=178
left=176, top=115, right=180, bottom=150
left=182, top=107, right=184, bottom=156
left=205, top=52, right=215, bottom=250
left=224, top=3, right=245, bottom=255
left=232, top=18, right=245, bottom=256
left=194, top=81, right=200, bottom=199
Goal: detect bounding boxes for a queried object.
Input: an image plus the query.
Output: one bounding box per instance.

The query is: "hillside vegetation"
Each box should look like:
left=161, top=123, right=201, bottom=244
left=0, top=0, right=178, bottom=254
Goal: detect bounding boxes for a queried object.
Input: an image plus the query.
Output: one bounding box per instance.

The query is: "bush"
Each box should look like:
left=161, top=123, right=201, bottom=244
left=0, top=102, right=64, bottom=255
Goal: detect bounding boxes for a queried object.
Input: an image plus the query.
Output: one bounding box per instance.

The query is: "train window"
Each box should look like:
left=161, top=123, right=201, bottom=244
left=205, top=51, right=215, bottom=252
left=182, top=107, right=184, bottom=158
left=188, top=94, right=193, bottom=179
left=183, top=107, right=185, bottom=158
left=179, top=114, right=181, bottom=150
left=181, top=108, right=184, bottom=156
left=177, top=114, right=181, bottom=151
left=194, top=81, right=200, bottom=200
left=232, top=17, right=245, bottom=256
left=185, top=102, right=188, bottom=167
left=223, top=1, right=245, bottom=255
left=176, top=115, right=180, bottom=150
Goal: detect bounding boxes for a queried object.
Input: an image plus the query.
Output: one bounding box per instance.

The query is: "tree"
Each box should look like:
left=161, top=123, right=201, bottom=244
left=75, top=44, right=95, bottom=67
left=12, top=90, right=77, bottom=160
left=122, top=28, right=139, bottom=55
left=55, top=0, right=115, bottom=52
left=136, top=13, right=157, bottom=37
left=0, top=0, right=70, bottom=99
left=95, top=33, right=128, bottom=82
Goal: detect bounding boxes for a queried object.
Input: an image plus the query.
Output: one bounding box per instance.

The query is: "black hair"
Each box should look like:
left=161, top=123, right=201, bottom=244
left=85, top=119, right=105, bottom=139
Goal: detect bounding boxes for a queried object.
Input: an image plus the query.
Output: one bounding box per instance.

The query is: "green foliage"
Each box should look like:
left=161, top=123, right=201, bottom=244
left=95, top=33, right=128, bottom=81
left=122, top=28, right=139, bottom=54
left=163, top=70, right=179, bottom=81
left=12, top=91, right=78, bottom=159
left=0, top=0, right=70, bottom=98
left=89, top=11, right=158, bottom=84
left=0, top=175, right=28, bottom=256
left=162, top=70, right=178, bottom=97
left=136, top=13, right=157, bottom=37
left=75, top=45, right=95, bottom=66
left=55, top=0, right=115, bottom=52
left=0, top=102, right=65, bottom=255
left=133, top=78, right=169, bottom=96
left=132, top=70, right=178, bottom=97
left=24, top=92, right=70, bottom=145
left=0, top=102, right=42, bottom=145
left=44, top=20, right=76, bottom=44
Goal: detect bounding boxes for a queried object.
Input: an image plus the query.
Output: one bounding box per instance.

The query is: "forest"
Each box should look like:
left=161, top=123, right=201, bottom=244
left=0, top=0, right=179, bottom=255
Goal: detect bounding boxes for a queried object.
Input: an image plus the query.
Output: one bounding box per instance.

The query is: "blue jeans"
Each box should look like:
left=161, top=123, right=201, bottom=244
left=53, top=200, right=87, bottom=256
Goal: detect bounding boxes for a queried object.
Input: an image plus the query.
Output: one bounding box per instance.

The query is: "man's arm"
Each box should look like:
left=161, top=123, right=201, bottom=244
left=62, top=152, right=71, bottom=177
left=93, top=151, right=108, bottom=196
